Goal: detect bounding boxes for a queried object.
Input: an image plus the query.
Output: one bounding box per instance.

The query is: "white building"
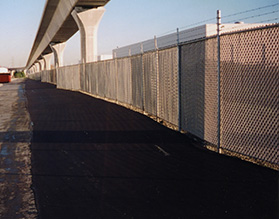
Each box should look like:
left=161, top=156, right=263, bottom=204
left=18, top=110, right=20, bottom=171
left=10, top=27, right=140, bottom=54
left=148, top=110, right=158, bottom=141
left=0, top=66, right=9, bottom=73
left=113, top=23, right=270, bottom=58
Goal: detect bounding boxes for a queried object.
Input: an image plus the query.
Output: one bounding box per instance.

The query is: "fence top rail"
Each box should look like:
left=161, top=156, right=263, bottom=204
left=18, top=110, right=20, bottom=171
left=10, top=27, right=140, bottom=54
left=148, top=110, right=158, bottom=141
left=219, top=22, right=279, bottom=37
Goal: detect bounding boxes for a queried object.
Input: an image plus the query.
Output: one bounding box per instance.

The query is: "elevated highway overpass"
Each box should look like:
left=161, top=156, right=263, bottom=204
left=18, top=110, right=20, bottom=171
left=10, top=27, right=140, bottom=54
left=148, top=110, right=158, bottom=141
left=26, top=0, right=110, bottom=72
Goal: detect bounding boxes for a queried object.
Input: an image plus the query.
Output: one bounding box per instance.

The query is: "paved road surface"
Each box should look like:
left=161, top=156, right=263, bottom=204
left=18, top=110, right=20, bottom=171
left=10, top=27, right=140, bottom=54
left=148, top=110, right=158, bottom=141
left=1, top=79, right=278, bottom=218
left=0, top=79, right=37, bottom=218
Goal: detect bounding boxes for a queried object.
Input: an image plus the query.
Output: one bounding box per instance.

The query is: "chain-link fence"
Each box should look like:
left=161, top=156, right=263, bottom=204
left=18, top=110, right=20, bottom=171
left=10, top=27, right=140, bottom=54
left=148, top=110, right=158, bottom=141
left=41, top=69, right=56, bottom=84
left=57, top=65, right=80, bottom=90
left=180, top=38, right=219, bottom=145
left=220, top=25, right=278, bottom=165
left=143, top=51, right=158, bottom=116
left=157, top=47, right=179, bottom=127
left=29, top=24, right=278, bottom=170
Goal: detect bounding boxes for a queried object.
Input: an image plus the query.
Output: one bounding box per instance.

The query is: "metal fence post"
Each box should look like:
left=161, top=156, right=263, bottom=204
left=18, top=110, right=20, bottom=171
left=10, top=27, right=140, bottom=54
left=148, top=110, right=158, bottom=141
left=177, top=28, right=182, bottom=131
left=141, top=43, right=145, bottom=111
left=115, top=56, right=118, bottom=102
left=154, top=35, right=159, bottom=120
left=154, top=35, right=158, bottom=50
left=217, top=10, right=221, bottom=153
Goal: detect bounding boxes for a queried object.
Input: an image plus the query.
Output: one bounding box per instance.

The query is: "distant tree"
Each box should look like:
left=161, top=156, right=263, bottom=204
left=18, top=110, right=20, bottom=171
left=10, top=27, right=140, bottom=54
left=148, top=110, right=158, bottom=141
left=14, top=71, right=26, bottom=78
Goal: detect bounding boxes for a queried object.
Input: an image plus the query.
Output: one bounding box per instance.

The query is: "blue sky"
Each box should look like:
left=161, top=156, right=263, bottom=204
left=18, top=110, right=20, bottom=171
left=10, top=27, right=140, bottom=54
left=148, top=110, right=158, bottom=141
left=0, top=0, right=278, bottom=68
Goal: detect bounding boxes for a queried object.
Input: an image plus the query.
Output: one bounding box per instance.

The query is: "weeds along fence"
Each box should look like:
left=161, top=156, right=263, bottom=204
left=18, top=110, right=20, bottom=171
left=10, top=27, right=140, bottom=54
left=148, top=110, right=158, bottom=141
left=29, top=24, right=279, bottom=169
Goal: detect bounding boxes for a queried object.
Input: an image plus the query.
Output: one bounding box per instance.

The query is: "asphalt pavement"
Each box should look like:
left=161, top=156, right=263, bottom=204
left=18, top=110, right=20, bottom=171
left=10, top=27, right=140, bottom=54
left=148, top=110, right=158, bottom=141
left=1, top=78, right=278, bottom=218
left=0, top=79, right=37, bottom=218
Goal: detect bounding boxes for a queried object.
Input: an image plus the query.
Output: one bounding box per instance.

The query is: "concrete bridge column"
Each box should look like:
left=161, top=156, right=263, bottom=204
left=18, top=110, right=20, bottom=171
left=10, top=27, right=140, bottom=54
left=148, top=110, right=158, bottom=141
left=38, top=59, right=45, bottom=71
left=71, top=7, right=105, bottom=63
left=50, top=42, right=66, bottom=68
left=42, top=53, right=53, bottom=70
left=29, top=66, right=34, bottom=74
left=30, top=66, right=34, bottom=73
left=31, top=66, right=35, bottom=73
left=35, top=62, right=41, bottom=72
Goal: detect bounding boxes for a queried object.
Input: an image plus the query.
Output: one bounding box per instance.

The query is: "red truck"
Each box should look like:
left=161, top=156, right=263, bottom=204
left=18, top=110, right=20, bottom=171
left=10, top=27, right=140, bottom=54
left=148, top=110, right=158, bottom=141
left=0, top=73, right=11, bottom=83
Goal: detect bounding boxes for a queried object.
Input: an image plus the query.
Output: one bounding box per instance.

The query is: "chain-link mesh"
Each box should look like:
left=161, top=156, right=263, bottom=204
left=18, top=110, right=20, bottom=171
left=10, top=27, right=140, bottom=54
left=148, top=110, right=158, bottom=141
left=143, top=51, right=157, bottom=116
left=96, top=62, right=106, bottom=98
left=220, top=26, right=279, bottom=165
left=41, top=69, right=56, bottom=84
left=79, top=64, right=85, bottom=91
left=50, top=69, right=56, bottom=84
left=57, top=65, right=80, bottom=90
left=117, top=58, right=132, bottom=104
left=158, top=47, right=179, bottom=126
left=28, top=72, right=41, bottom=80
left=181, top=40, right=207, bottom=140
left=85, top=64, right=90, bottom=94
left=180, top=39, right=218, bottom=144
left=104, top=60, right=117, bottom=100
left=40, top=70, right=48, bottom=83
left=86, top=62, right=96, bottom=95
left=204, top=38, right=218, bottom=145
left=131, top=55, right=144, bottom=110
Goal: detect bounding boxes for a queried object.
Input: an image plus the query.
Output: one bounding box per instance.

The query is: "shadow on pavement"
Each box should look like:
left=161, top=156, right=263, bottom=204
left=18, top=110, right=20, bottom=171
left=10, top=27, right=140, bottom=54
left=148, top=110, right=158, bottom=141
left=25, top=79, right=278, bottom=219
